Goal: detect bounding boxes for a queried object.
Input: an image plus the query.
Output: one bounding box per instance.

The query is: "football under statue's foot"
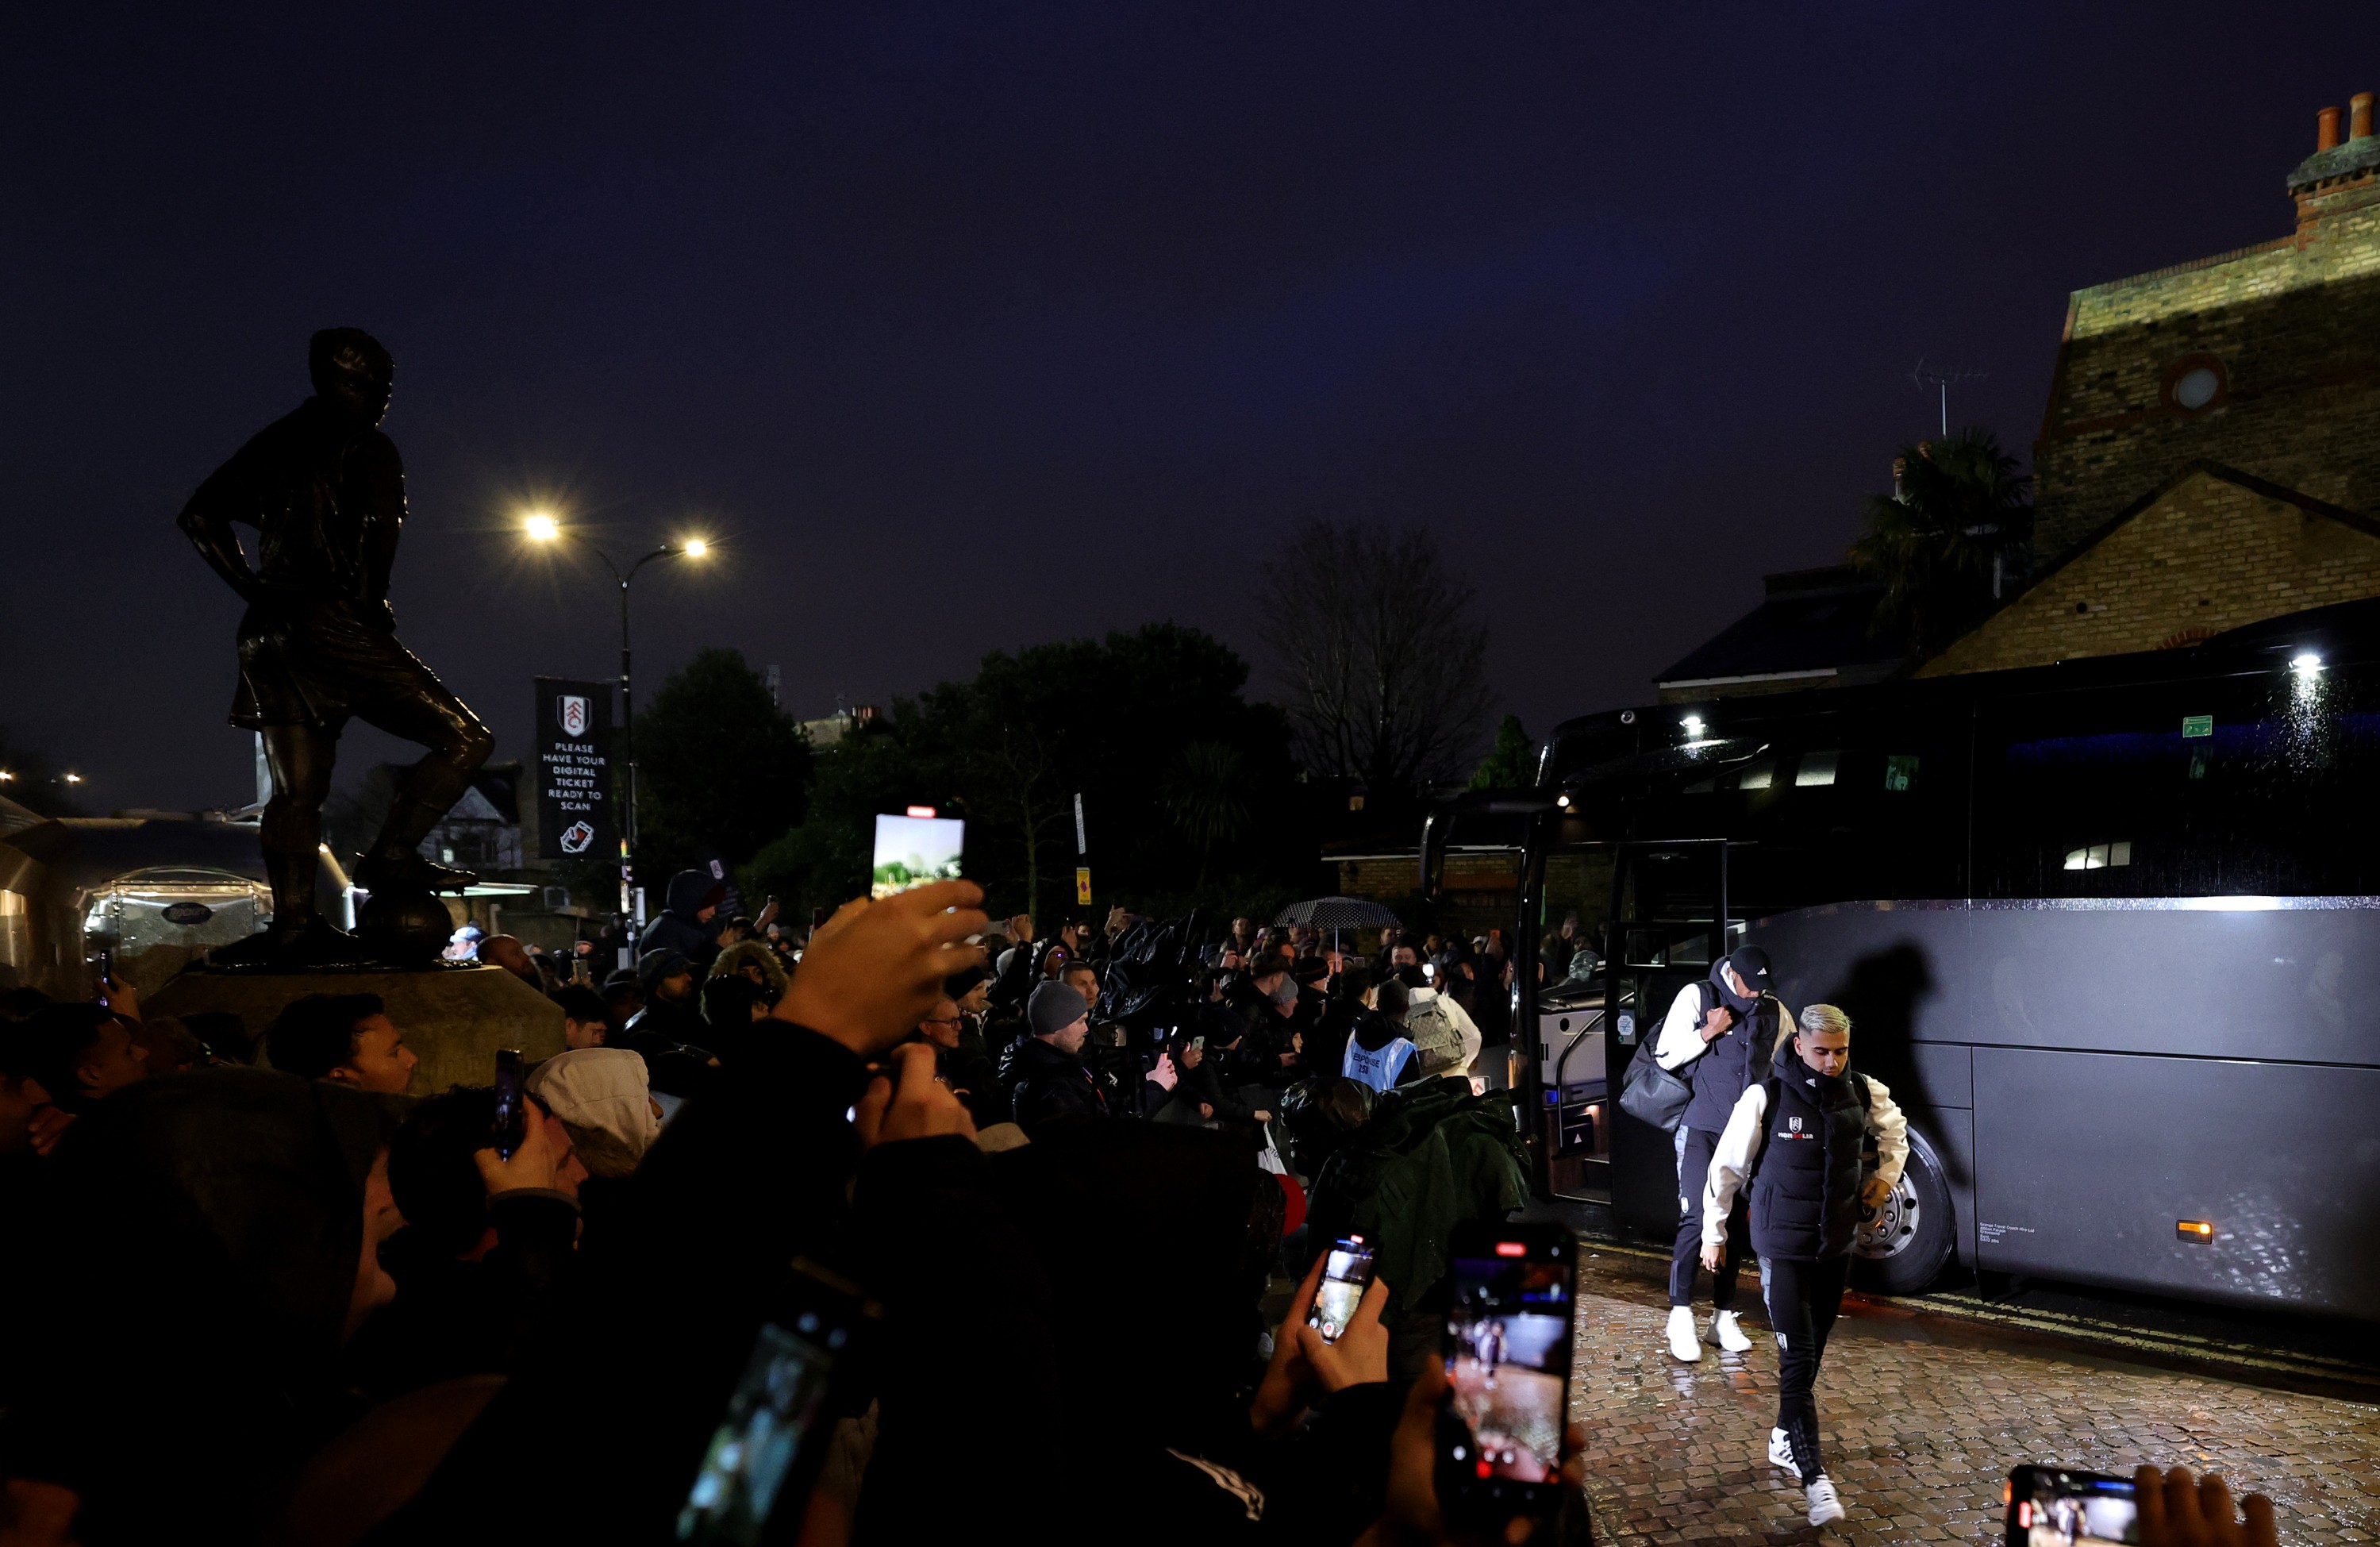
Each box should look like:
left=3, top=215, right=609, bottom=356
left=354, top=849, right=479, bottom=894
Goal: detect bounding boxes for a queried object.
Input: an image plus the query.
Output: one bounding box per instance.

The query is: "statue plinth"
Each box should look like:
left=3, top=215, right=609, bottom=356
left=148, top=964, right=564, bottom=1095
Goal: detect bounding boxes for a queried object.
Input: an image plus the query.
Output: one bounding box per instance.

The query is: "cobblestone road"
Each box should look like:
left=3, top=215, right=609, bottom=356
left=1568, top=1250, right=2380, bottom=1547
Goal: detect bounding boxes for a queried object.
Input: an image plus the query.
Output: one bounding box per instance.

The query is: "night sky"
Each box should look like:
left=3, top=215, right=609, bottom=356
left=6, top=4, right=2374, bottom=814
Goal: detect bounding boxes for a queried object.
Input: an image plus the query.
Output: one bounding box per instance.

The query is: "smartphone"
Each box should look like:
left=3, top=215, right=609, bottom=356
left=2006, top=1467, right=2140, bottom=1547
left=491, top=1049, right=526, bottom=1160
left=1438, top=1220, right=1577, bottom=1521
left=871, top=810, right=966, bottom=899
left=676, top=1259, right=881, bottom=1545
left=1308, top=1236, right=1375, bottom=1345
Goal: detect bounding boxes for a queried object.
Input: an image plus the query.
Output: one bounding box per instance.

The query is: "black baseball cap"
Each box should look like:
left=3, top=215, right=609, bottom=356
left=1725, top=945, right=1772, bottom=991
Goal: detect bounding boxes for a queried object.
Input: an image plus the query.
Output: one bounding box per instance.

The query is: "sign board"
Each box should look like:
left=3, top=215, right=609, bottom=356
left=534, top=677, right=616, bottom=862
left=1075, top=867, right=1093, bottom=906
left=2182, top=714, right=2213, bottom=738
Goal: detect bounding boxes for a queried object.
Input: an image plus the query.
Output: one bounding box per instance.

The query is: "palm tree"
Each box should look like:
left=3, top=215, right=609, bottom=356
left=1163, top=741, right=1255, bottom=892
left=1850, top=429, right=2032, bottom=659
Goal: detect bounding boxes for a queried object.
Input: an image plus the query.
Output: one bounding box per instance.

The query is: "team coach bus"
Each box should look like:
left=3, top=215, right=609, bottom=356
left=1424, top=596, right=2380, bottom=1320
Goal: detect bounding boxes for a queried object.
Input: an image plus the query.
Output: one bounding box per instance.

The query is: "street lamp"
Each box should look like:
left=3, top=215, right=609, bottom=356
left=523, top=510, right=712, bottom=922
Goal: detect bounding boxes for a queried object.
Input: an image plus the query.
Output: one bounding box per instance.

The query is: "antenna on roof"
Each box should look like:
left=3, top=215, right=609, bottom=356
left=1910, top=357, right=1986, bottom=437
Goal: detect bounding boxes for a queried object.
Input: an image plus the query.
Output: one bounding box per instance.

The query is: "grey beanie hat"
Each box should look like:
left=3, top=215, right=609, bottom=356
left=1028, top=980, right=1088, bottom=1039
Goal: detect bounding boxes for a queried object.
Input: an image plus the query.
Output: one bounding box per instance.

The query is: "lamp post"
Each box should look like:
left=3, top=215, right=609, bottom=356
left=525, top=512, right=709, bottom=928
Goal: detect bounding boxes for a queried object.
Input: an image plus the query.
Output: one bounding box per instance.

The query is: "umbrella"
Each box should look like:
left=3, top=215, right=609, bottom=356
left=1273, top=896, right=1401, bottom=931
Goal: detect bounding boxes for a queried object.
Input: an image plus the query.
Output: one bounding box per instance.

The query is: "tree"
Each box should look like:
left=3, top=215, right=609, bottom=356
left=632, top=648, right=813, bottom=880
left=1467, top=714, right=1536, bottom=791
left=1162, top=741, right=1257, bottom=891
left=1849, top=429, right=2033, bottom=659
left=1257, top=521, right=1490, bottom=802
left=748, top=625, right=1307, bottom=921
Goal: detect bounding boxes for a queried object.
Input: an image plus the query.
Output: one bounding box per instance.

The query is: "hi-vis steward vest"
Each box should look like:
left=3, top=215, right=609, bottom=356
left=1342, top=1034, right=1416, bottom=1093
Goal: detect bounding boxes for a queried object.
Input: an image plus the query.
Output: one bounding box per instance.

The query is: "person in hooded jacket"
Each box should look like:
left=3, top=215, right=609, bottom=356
left=1701, top=1003, right=1906, bottom=1529
left=344, top=1085, right=586, bottom=1404
left=636, top=868, right=725, bottom=970
left=1651, top=944, right=1790, bottom=1364
left=9, top=1067, right=407, bottom=1546
left=620, top=949, right=717, bottom=1097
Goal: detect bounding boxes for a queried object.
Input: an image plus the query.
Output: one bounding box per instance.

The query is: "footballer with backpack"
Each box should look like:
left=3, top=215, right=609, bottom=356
left=1650, top=945, right=1789, bottom=1362
left=1700, top=1002, right=1909, bottom=1528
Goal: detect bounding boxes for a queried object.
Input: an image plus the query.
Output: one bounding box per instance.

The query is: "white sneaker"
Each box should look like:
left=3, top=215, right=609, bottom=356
left=1805, top=1476, right=1845, bottom=1528
left=1710, top=1310, right=1753, bottom=1353
left=1665, top=1305, right=1702, bottom=1362
left=1767, top=1426, right=1794, bottom=1469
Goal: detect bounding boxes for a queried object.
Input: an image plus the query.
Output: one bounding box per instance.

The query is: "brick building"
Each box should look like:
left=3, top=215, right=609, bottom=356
left=1927, top=90, right=2380, bottom=675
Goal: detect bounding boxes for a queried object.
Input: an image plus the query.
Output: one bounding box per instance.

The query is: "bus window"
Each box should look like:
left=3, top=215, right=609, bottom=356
left=1975, top=661, right=2380, bottom=898
left=1794, top=751, right=1839, bottom=786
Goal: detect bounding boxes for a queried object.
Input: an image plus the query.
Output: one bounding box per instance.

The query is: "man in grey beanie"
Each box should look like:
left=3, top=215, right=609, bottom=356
left=997, top=979, right=1107, bottom=1134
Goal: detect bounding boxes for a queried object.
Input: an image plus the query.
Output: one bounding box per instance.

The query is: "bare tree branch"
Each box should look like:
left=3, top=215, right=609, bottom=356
left=1257, top=521, right=1490, bottom=796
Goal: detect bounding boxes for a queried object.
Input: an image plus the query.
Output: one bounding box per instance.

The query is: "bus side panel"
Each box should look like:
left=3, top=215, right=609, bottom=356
left=1909, top=1103, right=1978, bottom=1270
left=1965, top=906, right=2380, bottom=1066
left=1972, top=1046, right=2380, bottom=1318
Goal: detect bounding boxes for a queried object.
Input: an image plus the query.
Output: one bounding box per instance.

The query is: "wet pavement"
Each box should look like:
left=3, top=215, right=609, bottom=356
left=1568, top=1248, right=2380, bottom=1547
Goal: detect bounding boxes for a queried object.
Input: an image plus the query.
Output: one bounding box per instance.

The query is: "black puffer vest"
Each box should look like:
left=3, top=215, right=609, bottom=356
left=1678, top=984, right=1783, bottom=1136
left=1748, top=1053, right=1871, bottom=1260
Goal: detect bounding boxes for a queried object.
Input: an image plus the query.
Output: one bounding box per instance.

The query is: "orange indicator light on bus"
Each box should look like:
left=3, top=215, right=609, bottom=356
left=2177, top=1220, right=2213, bottom=1242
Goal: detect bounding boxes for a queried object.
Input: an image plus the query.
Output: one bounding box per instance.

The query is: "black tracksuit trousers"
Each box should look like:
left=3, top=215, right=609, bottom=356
left=1669, top=1127, right=1748, bottom=1309
left=1761, top=1253, right=1852, bottom=1484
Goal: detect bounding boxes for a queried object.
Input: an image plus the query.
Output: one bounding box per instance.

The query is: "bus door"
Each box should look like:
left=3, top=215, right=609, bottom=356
left=1605, top=839, right=1732, bottom=1235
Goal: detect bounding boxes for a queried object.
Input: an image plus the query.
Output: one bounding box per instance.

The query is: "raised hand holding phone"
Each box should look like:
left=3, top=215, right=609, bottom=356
left=1252, top=1248, right=1393, bottom=1439
left=773, top=880, right=987, bottom=1057
left=473, top=1098, right=570, bottom=1195
left=853, top=1041, right=975, bottom=1149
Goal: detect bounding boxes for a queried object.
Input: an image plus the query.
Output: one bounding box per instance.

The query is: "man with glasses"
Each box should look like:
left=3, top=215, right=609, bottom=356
left=917, top=995, right=996, bottom=1127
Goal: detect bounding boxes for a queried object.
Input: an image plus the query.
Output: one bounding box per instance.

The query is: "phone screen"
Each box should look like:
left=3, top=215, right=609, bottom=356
left=871, top=813, right=966, bottom=899
left=1308, top=1237, right=1375, bottom=1344
left=491, top=1049, right=525, bottom=1160
left=676, top=1316, right=844, bottom=1545
left=1443, top=1226, right=1575, bottom=1495
left=2009, top=1468, right=2140, bottom=1547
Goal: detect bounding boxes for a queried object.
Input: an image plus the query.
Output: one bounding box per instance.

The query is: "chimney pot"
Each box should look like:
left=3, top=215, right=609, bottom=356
left=2318, top=106, right=2343, bottom=151
left=2352, top=92, right=2374, bottom=141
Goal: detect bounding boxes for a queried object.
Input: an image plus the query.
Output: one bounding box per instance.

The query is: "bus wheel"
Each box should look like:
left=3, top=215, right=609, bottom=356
left=1850, top=1129, right=1953, bottom=1295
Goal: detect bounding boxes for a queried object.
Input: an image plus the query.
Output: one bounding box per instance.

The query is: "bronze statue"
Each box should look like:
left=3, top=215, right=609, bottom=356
left=179, top=329, right=493, bottom=961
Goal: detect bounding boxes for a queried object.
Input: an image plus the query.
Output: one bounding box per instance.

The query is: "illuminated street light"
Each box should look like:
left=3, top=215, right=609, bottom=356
left=517, top=509, right=713, bottom=926
left=0, top=770, right=13, bottom=782
left=2290, top=651, right=2324, bottom=676
left=1681, top=714, right=1705, bottom=737
left=63, top=773, right=83, bottom=784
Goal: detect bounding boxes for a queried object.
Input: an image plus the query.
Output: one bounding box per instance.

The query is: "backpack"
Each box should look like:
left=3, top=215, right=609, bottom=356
left=1402, top=992, right=1465, bottom=1075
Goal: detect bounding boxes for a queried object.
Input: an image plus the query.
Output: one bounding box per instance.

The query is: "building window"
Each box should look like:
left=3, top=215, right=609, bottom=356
left=2161, top=353, right=2227, bottom=415
left=1884, top=755, right=1920, bottom=792
left=2063, top=841, right=2132, bottom=872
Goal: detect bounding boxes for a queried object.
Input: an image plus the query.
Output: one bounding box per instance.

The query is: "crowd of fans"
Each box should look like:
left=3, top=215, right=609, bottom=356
left=0, top=868, right=2281, bottom=1547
